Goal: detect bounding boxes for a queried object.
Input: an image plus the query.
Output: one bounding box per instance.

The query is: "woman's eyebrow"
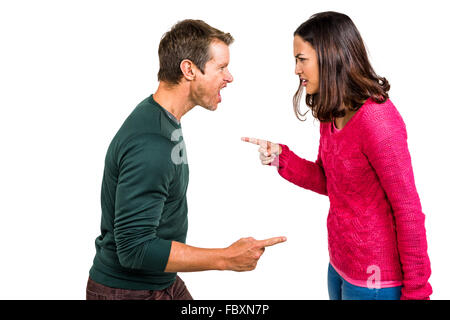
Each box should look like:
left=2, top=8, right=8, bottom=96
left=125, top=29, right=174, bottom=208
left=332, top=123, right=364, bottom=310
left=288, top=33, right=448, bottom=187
left=295, top=53, right=305, bottom=59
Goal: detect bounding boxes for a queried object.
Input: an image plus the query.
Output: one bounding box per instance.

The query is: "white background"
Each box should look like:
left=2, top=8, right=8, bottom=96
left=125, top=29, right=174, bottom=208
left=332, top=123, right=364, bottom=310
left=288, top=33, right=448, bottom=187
left=1, top=0, right=449, bottom=300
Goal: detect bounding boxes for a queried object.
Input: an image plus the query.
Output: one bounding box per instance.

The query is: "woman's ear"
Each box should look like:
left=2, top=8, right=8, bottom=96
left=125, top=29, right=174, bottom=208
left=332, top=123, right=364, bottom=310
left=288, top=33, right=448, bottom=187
left=180, top=59, right=196, bottom=81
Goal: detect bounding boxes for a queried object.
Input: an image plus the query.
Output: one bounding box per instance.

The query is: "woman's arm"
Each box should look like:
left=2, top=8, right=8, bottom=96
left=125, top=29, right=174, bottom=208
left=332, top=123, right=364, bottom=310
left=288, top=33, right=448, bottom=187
left=276, top=143, right=328, bottom=196
left=241, top=137, right=327, bottom=195
left=361, top=103, right=432, bottom=300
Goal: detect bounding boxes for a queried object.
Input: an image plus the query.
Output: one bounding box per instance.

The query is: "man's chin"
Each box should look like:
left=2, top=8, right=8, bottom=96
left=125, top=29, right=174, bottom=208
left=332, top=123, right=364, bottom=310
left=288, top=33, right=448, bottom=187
left=202, top=104, right=218, bottom=111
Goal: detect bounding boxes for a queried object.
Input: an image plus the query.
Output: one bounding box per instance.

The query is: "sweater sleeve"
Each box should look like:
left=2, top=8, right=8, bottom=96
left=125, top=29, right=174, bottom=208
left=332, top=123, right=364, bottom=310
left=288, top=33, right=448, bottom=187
left=275, top=142, right=328, bottom=196
left=361, top=103, right=432, bottom=300
left=113, top=133, right=175, bottom=272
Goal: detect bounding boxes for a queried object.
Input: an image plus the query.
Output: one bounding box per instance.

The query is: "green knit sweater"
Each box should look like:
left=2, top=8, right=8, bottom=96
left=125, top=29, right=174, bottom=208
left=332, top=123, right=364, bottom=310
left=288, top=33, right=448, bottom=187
left=89, top=95, right=189, bottom=290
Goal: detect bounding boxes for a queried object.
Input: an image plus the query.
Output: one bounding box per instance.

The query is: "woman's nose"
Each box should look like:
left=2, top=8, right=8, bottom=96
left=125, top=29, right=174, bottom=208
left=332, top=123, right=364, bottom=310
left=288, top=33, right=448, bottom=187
left=295, top=64, right=303, bottom=76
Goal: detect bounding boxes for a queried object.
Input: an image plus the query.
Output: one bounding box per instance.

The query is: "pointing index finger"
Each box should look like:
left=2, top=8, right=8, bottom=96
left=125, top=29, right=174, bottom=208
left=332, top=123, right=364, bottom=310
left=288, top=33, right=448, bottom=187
left=257, top=236, right=287, bottom=248
left=241, top=137, right=266, bottom=146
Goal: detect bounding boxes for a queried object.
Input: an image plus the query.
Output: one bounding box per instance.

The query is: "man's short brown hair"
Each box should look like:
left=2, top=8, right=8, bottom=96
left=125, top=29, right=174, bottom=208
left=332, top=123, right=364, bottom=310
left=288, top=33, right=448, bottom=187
left=157, top=19, right=234, bottom=85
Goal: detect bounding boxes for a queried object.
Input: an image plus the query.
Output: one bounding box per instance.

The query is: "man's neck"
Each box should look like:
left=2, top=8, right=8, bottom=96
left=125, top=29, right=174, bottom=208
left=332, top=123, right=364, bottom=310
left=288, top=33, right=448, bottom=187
left=152, top=81, right=195, bottom=122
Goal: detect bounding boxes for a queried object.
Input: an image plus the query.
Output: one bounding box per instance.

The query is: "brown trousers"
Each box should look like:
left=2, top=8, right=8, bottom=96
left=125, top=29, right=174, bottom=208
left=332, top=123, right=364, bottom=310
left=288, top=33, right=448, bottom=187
left=86, top=276, right=193, bottom=300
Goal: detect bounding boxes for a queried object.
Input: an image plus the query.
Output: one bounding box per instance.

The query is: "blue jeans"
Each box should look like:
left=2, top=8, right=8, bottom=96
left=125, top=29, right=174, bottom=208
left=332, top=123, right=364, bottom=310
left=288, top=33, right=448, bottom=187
left=327, top=264, right=402, bottom=300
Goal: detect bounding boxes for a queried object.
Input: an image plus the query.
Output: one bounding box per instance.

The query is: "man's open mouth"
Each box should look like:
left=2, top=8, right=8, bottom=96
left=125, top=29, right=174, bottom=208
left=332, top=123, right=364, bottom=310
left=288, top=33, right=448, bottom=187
left=218, top=85, right=227, bottom=100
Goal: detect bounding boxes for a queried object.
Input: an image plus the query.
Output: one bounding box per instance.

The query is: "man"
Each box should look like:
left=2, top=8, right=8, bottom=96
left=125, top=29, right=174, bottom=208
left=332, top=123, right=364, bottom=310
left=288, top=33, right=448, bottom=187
left=86, top=19, right=286, bottom=300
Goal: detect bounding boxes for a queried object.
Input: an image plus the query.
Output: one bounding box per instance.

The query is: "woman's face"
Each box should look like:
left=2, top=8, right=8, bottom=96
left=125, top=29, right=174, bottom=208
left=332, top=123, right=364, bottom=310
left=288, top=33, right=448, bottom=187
left=293, top=35, right=319, bottom=95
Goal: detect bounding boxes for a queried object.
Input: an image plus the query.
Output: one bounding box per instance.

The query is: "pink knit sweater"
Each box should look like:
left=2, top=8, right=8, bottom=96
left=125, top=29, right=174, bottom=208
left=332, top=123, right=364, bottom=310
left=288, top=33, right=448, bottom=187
left=276, top=98, right=432, bottom=300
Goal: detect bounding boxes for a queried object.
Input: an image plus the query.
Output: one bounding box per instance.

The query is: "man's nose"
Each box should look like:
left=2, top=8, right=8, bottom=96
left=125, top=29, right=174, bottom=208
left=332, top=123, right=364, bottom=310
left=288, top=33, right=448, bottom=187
left=225, top=69, right=233, bottom=83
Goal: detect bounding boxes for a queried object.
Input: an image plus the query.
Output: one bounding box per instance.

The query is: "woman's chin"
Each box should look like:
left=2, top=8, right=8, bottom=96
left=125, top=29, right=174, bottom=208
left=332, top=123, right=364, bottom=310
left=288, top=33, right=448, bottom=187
left=305, top=87, right=318, bottom=95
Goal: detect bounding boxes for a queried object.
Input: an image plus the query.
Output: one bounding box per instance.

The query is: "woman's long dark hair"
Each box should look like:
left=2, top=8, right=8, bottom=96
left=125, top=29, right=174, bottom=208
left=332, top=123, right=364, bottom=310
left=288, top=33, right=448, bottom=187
left=293, top=11, right=390, bottom=122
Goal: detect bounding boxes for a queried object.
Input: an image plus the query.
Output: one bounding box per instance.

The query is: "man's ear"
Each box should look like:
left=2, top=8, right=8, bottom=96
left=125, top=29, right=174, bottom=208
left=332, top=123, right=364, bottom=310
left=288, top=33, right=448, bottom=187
left=180, top=59, right=196, bottom=81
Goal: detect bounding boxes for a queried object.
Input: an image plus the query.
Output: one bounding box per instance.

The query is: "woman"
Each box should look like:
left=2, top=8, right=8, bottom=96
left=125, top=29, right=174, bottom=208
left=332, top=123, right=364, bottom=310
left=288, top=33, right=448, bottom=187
left=242, top=11, right=432, bottom=300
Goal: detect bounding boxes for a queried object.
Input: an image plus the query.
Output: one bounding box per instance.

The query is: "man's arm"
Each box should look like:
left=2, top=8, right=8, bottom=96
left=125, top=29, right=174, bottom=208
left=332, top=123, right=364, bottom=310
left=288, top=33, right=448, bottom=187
left=115, top=133, right=286, bottom=273
left=114, top=134, right=175, bottom=272
left=164, top=237, right=287, bottom=273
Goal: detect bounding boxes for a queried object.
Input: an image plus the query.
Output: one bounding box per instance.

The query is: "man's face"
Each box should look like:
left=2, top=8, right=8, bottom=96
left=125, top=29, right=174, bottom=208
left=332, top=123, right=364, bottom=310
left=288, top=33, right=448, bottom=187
left=191, top=40, right=233, bottom=111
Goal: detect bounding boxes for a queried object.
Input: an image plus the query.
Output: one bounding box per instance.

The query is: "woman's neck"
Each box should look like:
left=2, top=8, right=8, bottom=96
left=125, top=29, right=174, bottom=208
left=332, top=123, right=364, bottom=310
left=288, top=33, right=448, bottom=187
left=334, top=107, right=357, bottom=130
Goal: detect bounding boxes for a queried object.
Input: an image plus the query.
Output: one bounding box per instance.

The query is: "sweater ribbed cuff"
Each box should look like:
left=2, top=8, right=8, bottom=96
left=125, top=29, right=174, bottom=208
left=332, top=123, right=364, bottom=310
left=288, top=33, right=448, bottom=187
left=274, top=144, right=290, bottom=170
